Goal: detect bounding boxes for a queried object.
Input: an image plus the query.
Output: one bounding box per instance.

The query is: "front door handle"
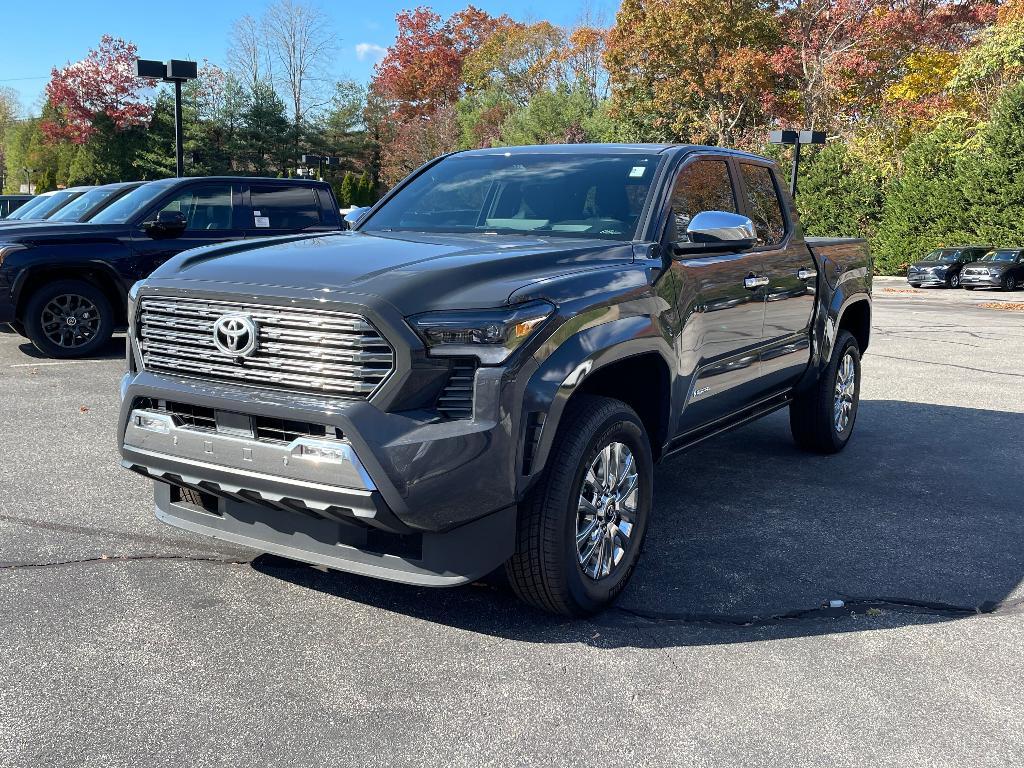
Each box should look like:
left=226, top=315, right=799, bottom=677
left=744, top=275, right=769, bottom=290
left=797, top=268, right=817, bottom=281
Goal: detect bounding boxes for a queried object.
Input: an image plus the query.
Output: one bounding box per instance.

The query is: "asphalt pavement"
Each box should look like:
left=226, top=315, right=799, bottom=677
left=2, top=277, right=1023, bottom=767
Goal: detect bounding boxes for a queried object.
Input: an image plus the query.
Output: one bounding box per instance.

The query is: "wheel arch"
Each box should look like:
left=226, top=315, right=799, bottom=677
left=15, top=262, right=127, bottom=326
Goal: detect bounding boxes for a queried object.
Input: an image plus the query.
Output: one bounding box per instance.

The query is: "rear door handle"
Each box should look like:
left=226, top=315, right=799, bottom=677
left=744, top=275, right=769, bottom=290
left=797, top=269, right=817, bottom=280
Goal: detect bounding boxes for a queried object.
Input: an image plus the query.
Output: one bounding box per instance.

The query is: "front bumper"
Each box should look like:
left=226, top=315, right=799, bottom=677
left=906, top=273, right=947, bottom=286
left=961, top=272, right=1001, bottom=286
left=118, top=366, right=521, bottom=586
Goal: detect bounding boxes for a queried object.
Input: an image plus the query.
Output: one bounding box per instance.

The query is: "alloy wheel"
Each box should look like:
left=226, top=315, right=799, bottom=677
left=40, top=293, right=101, bottom=349
left=576, top=441, right=639, bottom=581
left=833, top=351, right=856, bottom=434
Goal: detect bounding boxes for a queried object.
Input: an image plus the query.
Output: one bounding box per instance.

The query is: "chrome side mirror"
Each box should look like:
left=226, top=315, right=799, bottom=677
left=673, top=211, right=757, bottom=256
left=342, top=206, right=371, bottom=230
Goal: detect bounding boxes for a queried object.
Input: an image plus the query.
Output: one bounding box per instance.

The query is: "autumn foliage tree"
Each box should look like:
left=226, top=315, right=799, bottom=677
left=42, top=35, right=153, bottom=145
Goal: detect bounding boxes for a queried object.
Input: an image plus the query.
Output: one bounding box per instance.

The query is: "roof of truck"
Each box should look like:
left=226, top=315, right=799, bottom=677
left=457, top=143, right=775, bottom=162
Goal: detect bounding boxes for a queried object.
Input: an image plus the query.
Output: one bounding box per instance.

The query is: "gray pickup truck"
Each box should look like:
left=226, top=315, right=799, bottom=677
left=118, top=144, right=871, bottom=615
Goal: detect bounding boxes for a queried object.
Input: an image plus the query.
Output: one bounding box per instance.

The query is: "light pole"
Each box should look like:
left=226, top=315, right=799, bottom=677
left=136, top=58, right=198, bottom=178
left=300, top=154, right=340, bottom=181
left=769, top=130, right=826, bottom=198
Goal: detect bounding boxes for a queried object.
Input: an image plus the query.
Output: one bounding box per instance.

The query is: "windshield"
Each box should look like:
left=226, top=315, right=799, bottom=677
left=981, top=250, right=1018, bottom=262
left=6, top=194, right=54, bottom=220
left=20, top=189, right=87, bottom=220
left=49, top=185, right=129, bottom=222
left=361, top=152, right=662, bottom=241
left=89, top=182, right=169, bottom=224
left=922, top=249, right=958, bottom=262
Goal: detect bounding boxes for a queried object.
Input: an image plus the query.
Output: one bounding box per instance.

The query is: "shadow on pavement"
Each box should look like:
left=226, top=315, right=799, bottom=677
left=14, top=335, right=126, bottom=360
left=254, top=400, right=1024, bottom=646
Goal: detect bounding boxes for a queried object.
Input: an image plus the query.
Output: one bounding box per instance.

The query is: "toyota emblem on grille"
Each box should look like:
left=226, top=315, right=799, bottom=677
left=212, top=314, right=258, bottom=357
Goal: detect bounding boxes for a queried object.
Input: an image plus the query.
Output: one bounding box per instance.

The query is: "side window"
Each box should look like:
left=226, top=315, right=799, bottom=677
left=156, top=185, right=233, bottom=231
left=250, top=185, right=320, bottom=230
left=669, top=159, right=737, bottom=241
left=739, top=163, right=787, bottom=246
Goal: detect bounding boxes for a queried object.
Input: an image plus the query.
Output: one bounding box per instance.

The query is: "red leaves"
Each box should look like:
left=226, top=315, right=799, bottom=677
left=42, top=35, right=154, bottom=145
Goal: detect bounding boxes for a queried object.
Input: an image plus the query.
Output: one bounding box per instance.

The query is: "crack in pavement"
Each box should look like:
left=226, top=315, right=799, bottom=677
left=0, top=554, right=252, bottom=570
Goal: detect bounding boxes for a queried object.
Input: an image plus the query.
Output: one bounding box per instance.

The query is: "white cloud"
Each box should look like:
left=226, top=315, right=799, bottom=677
left=355, top=43, right=387, bottom=62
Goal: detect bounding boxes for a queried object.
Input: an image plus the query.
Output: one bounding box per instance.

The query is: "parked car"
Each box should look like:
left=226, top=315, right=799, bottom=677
left=118, top=144, right=872, bottom=616
left=0, top=176, right=342, bottom=357
left=961, top=249, right=1024, bottom=291
left=0, top=195, right=34, bottom=219
left=0, top=186, right=93, bottom=227
left=906, top=246, right=990, bottom=288
left=0, top=182, right=145, bottom=229
left=2, top=191, right=59, bottom=222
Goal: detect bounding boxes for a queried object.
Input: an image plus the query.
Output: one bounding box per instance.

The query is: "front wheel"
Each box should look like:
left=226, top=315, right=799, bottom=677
left=789, top=330, right=861, bottom=454
left=947, top=272, right=961, bottom=288
left=1003, top=274, right=1018, bottom=291
left=23, top=279, right=114, bottom=359
left=506, top=394, right=653, bottom=616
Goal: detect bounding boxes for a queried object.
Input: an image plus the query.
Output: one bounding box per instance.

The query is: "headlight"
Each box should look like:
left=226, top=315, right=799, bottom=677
left=408, top=300, right=554, bottom=364
left=989, top=268, right=1001, bottom=275
left=0, top=243, right=27, bottom=265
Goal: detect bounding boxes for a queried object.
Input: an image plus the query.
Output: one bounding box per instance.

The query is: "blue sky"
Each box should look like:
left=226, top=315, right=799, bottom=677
left=2, top=0, right=621, bottom=116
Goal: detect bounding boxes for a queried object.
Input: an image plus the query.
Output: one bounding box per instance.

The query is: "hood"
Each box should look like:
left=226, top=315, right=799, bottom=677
left=908, top=260, right=952, bottom=270
left=148, top=230, right=636, bottom=313
left=963, top=262, right=1006, bottom=273
left=0, top=222, right=128, bottom=245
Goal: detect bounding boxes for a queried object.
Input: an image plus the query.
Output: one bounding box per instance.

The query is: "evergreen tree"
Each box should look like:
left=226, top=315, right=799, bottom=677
left=339, top=171, right=356, bottom=207
left=871, top=121, right=976, bottom=275
left=796, top=143, right=884, bottom=240
left=957, top=81, right=1024, bottom=247
left=357, top=171, right=373, bottom=205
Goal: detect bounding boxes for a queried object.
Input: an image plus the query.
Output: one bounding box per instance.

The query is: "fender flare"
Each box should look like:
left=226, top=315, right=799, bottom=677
left=516, top=314, right=675, bottom=495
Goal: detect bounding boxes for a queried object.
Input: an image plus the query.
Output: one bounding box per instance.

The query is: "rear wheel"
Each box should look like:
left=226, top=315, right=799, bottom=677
left=506, top=395, right=653, bottom=616
left=23, top=279, right=114, bottom=359
left=789, top=330, right=861, bottom=454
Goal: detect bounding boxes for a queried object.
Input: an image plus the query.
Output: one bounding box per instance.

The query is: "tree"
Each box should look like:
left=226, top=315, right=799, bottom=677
left=357, top=170, right=374, bottom=205
left=871, top=119, right=977, bottom=274
left=498, top=84, right=603, bottom=145
left=796, top=142, right=883, bottom=239
left=463, top=22, right=565, bottom=107
left=957, top=81, right=1024, bottom=246
left=227, top=14, right=273, bottom=95
left=42, top=35, right=154, bottom=144
left=238, top=80, right=292, bottom=175
left=379, top=105, right=460, bottom=186
left=952, top=1, right=1024, bottom=111
left=605, top=0, right=782, bottom=147
left=339, top=171, right=356, bottom=206
left=371, top=6, right=512, bottom=118
left=263, top=0, right=337, bottom=142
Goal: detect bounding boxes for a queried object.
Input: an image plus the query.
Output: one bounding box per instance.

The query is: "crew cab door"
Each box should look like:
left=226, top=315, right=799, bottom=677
left=738, top=162, right=816, bottom=390
left=132, top=182, right=244, bottom=276
left=243, top=182, right=336, bottom=237
left=666, top=156, right=768, bottom=434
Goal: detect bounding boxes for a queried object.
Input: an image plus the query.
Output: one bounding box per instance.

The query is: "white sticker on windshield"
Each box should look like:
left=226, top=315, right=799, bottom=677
left=253, top=210, right=261, bottom=216
left=254, top=216, right=270, bottom=228
left=629, top=166, right=646, bottom=178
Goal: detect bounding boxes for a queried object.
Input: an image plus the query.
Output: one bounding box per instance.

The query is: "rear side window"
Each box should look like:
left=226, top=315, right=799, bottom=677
left=250, top=185, right=320, bottom=230
left=155, top=184, right=234, bottom=231
left=739, top=163, right=786, bottom=246
left=669, top=159, right=737, bottom=241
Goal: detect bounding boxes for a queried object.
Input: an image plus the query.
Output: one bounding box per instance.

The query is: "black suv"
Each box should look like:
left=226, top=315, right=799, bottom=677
left=906, top=246, right=990, bottom=288
left=0, top=176, right=341, bottom=357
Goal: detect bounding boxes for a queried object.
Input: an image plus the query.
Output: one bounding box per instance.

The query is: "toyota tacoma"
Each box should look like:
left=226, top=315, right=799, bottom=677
left=118, top=144, right=872, bottom=615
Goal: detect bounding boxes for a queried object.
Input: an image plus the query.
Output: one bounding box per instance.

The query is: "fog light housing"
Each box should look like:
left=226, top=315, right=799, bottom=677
left=134, top=412, right=171, bottom=434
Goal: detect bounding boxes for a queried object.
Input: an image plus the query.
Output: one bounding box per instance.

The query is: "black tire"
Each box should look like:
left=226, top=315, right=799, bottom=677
left=789, top=330, right=861, bottom=454
left=23, top=279, right=114, bottom=359
left=505, top=394, right=653, bottom=616
left=947, top=272, right=961, bottom=289
left=1003, top=273, right=1017, bottom=291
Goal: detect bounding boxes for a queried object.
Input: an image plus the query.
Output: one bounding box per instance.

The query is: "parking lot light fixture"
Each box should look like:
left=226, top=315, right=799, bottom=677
left=769, top=129, right=826, bottom=198
left=135, top=58, right=198, bottom=178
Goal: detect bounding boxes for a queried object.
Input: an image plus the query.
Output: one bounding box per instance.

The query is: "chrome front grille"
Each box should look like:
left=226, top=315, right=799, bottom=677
left=137, top=296, right=394, bottom=398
